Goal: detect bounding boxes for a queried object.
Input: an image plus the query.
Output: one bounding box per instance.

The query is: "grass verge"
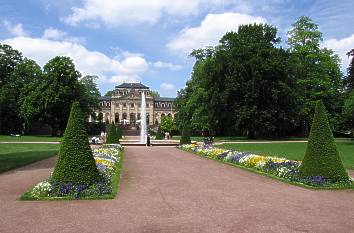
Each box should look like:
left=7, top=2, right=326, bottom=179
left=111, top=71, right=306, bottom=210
left=0, top=144, right=59, bottom=173
left=217, top=142, right=354, bottom=170
left=0, top=135, right=62, bottom=142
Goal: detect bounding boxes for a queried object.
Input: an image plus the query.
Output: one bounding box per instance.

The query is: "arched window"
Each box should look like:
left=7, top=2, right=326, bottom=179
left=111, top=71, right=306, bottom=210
left=161, top=103, right=165, bottom=108
left=98, top=112, right=103, bottom=122
left=146, top=113, right=150, bottom=125
left=168, top=113, right=172, bottom=117
left=122, top=112, right=127, bottom=119
left=105, top=112, right=110, bottom=123
left=161, top=113, right=166, bottom=118
left=130, top=113, right=136, bottom=125
left=115, top=113, right=119, bottom=123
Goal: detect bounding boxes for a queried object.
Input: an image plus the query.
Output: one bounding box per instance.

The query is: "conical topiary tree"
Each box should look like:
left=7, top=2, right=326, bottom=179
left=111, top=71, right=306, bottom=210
left=155, top=126, right=164, bottom=140
left=51, top=102, right=100, bottom=185
left=116, top=124, right=122, bottom=140
left=106, top=123, right=118, bottom=144
left=299, top=101, right=348, bottom=181
left=180, top=126, right=191, bottom=145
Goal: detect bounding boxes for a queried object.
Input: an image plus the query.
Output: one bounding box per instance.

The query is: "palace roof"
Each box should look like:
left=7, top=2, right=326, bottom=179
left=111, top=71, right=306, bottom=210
left=154, top=97, right=175, bottom=102
left=115, top=82, right=149, bottom=89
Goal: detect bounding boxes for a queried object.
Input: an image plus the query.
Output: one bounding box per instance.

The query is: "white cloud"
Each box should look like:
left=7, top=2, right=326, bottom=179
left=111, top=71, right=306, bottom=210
left=62, top=0, right=253, bottom=27
left=3, top=20, right=28, bottom=37
left=152, top=61, right=182, bottom=71
left=167, top=12, right=266, bottom=53
left=42, top=27, right=67, bottom=40
left=323, top=34, right=354, bottom=71
left=42, top=27, right=85, bottom=44
left=160, top=82, right=175, bottom=91
left=63, top=0, right=200, bottom=26
left=106, top=75, right=141, bottom=84
left=1, top=37, right=149, bottom=84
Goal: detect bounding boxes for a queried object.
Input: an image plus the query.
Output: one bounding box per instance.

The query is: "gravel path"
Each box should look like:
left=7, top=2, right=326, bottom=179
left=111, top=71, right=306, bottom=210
left=0, top=146, right=354, bottom=233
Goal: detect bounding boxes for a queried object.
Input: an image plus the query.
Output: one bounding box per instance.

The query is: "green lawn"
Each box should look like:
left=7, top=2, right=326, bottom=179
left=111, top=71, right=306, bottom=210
left=0, top=144, right=59, bottom=173
left=218, top=142, right=354, bottom=170
left=0, top=135, right=62, bottom=142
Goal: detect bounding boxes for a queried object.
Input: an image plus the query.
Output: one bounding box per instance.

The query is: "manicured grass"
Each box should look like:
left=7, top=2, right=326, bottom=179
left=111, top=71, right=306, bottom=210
left=218, top=142, right=354, bottom=170
left=0, top=144, right=59, bottom=173
left=0, top=135, right=62, bottom=142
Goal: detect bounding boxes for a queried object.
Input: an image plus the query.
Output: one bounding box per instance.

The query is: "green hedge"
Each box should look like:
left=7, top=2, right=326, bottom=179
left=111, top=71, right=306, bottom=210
left=300, top=101, right=348, bottom=181
left=51, top=102, right=100, bottom=185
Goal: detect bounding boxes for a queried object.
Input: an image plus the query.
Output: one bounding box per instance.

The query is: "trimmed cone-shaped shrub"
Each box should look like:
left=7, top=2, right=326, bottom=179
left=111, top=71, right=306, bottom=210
left=116, top=124, right=123, bottom=140
left=106, top=123, right=118, bottom=144
left=180, top=126, right=191, bottom=145
left=299, top=101, right=348, bottom=181
left=51, top=102, right=100, bottom=185
left=155, top=126, right=164, bottom=140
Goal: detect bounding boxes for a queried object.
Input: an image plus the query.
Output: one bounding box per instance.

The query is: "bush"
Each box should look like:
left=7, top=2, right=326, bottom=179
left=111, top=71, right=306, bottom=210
left=299, top=101, right=348, bottom=181
left=155, top=126, right=164, bottom=140
left=106, top=124, right=119, bottom=144
left=51, top=102, right=100, bottom=185
left=180, top=126, right=191, bottom=144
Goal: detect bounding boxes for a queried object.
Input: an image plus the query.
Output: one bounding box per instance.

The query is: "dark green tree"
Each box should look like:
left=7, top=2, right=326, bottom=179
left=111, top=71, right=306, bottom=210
left=180, top=126, right=191, bottom=144
left=344, top=49, right=354, bottom=90
left=0, top=44, right=23, bottom=134
left=106, top=123, right=118, bottom=144
left=300, top=101, right=348, bottom=180
left=51, top=102, right=100, bottom=184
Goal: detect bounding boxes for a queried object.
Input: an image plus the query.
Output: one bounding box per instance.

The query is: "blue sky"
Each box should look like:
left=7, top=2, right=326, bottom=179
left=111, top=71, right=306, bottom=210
left=1, top=0, right=354, bottom=97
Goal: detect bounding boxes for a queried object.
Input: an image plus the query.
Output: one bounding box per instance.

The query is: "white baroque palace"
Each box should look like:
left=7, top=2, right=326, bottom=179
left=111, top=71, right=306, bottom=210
left=89, top=82, right=176, bottom=125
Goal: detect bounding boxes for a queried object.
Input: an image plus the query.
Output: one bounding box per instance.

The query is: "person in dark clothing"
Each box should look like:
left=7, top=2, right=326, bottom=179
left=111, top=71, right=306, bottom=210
left=146, top=134, right=151, bottom=147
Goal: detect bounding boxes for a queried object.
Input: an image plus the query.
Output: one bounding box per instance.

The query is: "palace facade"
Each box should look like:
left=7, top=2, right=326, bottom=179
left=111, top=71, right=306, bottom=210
left=90, top=82, right=176, bottom=125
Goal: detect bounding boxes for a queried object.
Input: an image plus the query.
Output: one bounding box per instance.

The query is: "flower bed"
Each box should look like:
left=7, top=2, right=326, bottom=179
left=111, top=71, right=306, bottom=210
left=178, top=144, right=354, bottom=189
left=21, top=144, right=124, bottom=200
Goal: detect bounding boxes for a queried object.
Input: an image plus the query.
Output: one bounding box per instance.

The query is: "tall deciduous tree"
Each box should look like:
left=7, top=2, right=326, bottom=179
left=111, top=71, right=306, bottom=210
left=0, top=44, right=23, bottom=134
left=287, top=16, right=343, bottom=136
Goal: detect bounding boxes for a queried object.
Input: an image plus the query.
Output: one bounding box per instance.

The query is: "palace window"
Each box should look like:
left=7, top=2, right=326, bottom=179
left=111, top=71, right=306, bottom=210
left=146, top=103, right=149, bottom=108
left=161, top=103, right=165, bottom=108
left=131, top=103, right=134, bottom=108
left=155, top=103, right=159, bottom=107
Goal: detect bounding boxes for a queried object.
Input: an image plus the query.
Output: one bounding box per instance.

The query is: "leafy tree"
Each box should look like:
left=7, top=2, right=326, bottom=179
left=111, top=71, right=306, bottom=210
left=51, top=101, right=100, bottom=185
left=150, top=90, right=160, bottom=98
left=13, top=59, right=44, bottom=133
left=0, top=44, right=23, bottom=134
left=300, top=101, right=348, bottom=181
left=287, top=16, right=343, bottom=136
left=78, top=75, right=101, bottom=116
left=345, top=49, right=354, bottom=90
left=105, top=90, right=114, bottom=97
left=178, top=23, right=299, bottom=138
left=159, top=115, right=176, bottom=135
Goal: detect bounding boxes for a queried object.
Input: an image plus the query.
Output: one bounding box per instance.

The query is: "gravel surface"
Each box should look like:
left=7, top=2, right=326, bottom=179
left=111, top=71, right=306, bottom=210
left=1, top=146, right=354, bottom=233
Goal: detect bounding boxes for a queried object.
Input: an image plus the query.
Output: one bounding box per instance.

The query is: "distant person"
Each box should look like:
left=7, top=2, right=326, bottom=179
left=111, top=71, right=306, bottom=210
left=146, top=134, right=151, bottom=147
